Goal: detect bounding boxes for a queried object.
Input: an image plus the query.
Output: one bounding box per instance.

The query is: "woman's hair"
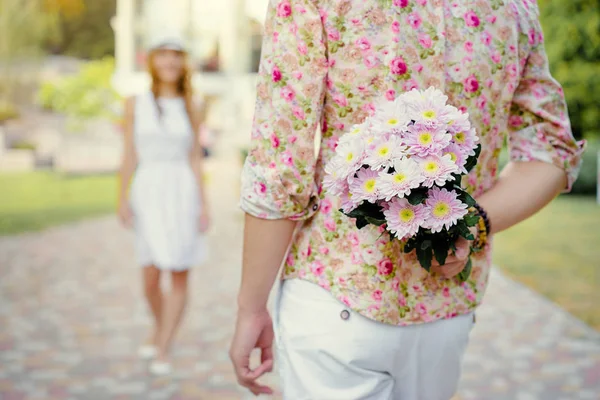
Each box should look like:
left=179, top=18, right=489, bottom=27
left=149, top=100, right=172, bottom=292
left=147, top=49, right=195, bottom=127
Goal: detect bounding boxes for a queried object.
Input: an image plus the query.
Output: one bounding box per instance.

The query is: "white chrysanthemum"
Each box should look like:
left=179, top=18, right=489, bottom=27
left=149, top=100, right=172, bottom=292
left=378, top=157, right=424, bottom=200
left=444, top=105, right=470, bottom=134
left=370, top=99, right=411, bottom=136
left=363, top=134, right=408, bottom=170
left=333, top=138, right=365, bottom=176
left=323, top=157, right=350, bottom=196
left=401, top=86, right=452, bottom=124
left=338, top=122, right=370, bottom=146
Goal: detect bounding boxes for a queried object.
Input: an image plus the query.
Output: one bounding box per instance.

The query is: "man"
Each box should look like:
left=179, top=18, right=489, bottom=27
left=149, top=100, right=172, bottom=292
left=230, top=0, right=584, bottom=398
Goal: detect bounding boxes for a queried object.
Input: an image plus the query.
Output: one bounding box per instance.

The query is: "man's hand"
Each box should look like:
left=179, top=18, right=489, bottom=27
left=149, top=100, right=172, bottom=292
left=431, top=231, right=474, bottom=279
left=229, top=308, right=274, bottom=396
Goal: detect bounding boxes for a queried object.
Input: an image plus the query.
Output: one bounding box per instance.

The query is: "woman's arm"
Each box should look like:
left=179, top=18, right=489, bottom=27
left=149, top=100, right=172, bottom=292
left=117, top=97, right=137, bottom=227
left=189, top=99, right=209, bottom=216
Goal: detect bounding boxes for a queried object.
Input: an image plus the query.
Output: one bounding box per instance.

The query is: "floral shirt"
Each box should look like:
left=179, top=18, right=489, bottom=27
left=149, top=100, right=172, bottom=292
left=240, top=0, right=585, bottom=325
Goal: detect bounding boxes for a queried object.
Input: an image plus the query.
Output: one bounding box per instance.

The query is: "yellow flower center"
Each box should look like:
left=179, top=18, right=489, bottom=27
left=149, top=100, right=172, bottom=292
left=448, top=120, right=455, bottom=125
left=387, top=118, right=398, bottom=125
left=423, top=110, right=436, bottom=119
left=364, top=179, right=377, bottom=192
left=424, top=161, right=439, bottom=173
left=455, top=132, right=465, bottom=143
left=418, top=132, right=432, bottom=145
left=399, top=208, right=415, bottom=223
left=433, top=202, right=450, bottom=218
left=378, top=146, right=390, bottom=157
left=394, top=173, right=406, bottom=183
left=366, top=137, right=375, bottom=144
left=351, top=128, right=361, bottom=135
left=346, top=152, right=354, bottom=162
left=446, top=152, right=457, bottom=162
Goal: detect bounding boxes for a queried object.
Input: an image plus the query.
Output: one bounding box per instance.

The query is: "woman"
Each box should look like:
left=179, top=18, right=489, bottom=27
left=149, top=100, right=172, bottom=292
left=118, top=35, right=210, bottom=375
left=230, top=0, right=584, bottom=398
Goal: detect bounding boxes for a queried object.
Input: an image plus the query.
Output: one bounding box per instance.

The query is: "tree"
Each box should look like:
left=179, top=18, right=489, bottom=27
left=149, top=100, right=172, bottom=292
left=44, top=0, right=116, bottom=59
left=538, top=0, right=600, bottom=140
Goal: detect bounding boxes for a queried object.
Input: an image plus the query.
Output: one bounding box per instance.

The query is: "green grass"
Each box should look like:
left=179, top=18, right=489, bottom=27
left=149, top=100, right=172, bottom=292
left=494, top=196, right=600, bottom=330
left=0, top=171, right=117, bottom=235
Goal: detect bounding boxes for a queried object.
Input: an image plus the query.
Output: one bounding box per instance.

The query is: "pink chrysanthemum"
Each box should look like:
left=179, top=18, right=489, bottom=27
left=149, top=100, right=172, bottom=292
left=422, top=187, right=468, bottom=233
left=417, top=154, right=459, bottom=187
left=349, top=168, right=381, bottom=203
left=404, top=123, right=452, bottom=157
left=451, top=127, right=478, bottom=156
left=378, top=157, right=424, bottom=200
left=340, top=185, right=360, bottom=213
left=383, top=197, right=428, bottom=239
left=442, top=143, right=468, bottom=174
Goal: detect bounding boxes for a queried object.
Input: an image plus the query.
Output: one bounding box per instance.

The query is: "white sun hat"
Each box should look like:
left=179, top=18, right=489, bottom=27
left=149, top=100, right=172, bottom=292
left=147, top=32, right=187, bottom=52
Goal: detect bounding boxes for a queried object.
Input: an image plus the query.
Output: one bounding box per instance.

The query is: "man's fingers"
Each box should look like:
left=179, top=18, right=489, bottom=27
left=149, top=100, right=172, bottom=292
left=432, top=261, right=465, bottom=279
left=247, top=358, right=274, bottom=380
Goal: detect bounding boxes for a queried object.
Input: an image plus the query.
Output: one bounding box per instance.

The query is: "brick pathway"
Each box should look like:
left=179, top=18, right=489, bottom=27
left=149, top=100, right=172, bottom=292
left=1, top=154, right=599, bottom=400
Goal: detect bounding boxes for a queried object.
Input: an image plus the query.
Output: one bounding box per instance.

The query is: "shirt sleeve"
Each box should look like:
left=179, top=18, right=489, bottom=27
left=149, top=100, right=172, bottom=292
left=507, top=1, right=585, bottom=192
left=240, top=0, right=328, bottom=220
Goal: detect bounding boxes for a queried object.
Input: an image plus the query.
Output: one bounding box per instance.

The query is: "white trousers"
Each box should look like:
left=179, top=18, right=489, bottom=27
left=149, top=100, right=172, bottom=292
left=274, top=279, right=474, bottom=400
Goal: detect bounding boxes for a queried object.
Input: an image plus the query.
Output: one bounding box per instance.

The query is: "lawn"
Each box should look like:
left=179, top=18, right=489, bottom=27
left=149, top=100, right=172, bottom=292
left=494, top=195, right=600, bottom=330
left=0, top=171, right=117, bottom=235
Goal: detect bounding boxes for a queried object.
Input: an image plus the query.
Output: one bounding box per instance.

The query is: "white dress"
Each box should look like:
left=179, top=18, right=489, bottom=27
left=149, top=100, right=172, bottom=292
left=130, top=92, right=207, bottom=270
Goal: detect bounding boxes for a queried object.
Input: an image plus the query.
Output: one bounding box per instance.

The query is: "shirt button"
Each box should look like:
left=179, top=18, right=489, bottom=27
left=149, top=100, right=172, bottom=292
left=340, top=310, right=350, bottom=320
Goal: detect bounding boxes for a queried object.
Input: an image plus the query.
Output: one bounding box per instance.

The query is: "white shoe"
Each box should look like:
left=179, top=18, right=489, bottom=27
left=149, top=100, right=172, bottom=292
left=149, top=360, right=172, bottom=376
left=138, top=345, right=158, bottom=360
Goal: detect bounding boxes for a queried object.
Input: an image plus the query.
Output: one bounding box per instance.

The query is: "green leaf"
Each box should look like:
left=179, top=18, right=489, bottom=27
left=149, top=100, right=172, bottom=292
left=355, top=217, right=369, bottom=230
left=464, top=144, right=482, bottom=173
left=365, top=216, right=386, bottom=226
left=421, top=240, right=432, bottom=250
left=463, top=213, right=480, bottom=227
left=407, top=188, right=428, bottom=205
left=458, top=257, right=473, bottom=282
left=404, top=238, right=416, bottom=253
left=416, top=247, right=433, bottom=272
left=433, top=240, right=449, bottom=265
left=456, top=221, right=475, bottom=240
left=459, top=190, right=477, bottom=207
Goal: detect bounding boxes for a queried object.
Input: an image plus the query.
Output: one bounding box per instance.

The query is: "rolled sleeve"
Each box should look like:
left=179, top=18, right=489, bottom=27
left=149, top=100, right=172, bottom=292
left=240, top=0, right=327, bottom=220
left=508, top=3, right=585, bottom=192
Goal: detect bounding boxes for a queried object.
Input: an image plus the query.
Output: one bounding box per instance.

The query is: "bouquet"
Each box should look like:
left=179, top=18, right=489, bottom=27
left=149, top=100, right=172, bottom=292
left=324, top=87, right=482, bottom=282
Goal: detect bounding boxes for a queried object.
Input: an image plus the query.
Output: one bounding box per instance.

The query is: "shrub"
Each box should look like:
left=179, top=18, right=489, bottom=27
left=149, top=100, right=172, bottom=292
left=0, top=102, right=19, bottom=123
left=11, top=141, right=36, bottom=151
left=571, top=141, right=599, bottom=196
left=37, top=56, right=121, bottom=126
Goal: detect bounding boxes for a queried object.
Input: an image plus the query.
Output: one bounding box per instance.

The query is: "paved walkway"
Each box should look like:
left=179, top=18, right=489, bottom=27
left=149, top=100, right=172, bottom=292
left=1, top=154, right=599, bottom=400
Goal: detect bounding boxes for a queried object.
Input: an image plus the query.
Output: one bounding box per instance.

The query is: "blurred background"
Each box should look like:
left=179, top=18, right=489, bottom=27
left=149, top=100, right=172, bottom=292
left=0, top=0, right=598, bottom=399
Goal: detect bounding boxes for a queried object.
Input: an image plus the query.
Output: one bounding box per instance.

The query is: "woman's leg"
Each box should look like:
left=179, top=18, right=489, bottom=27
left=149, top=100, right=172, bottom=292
left=156, top=269, right=189, bottom=361
left=142, top=265, right=163, bottom=345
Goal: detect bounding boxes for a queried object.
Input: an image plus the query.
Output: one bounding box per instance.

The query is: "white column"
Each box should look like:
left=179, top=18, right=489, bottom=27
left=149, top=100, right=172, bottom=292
left=114, top=0, right=135, bottom=77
